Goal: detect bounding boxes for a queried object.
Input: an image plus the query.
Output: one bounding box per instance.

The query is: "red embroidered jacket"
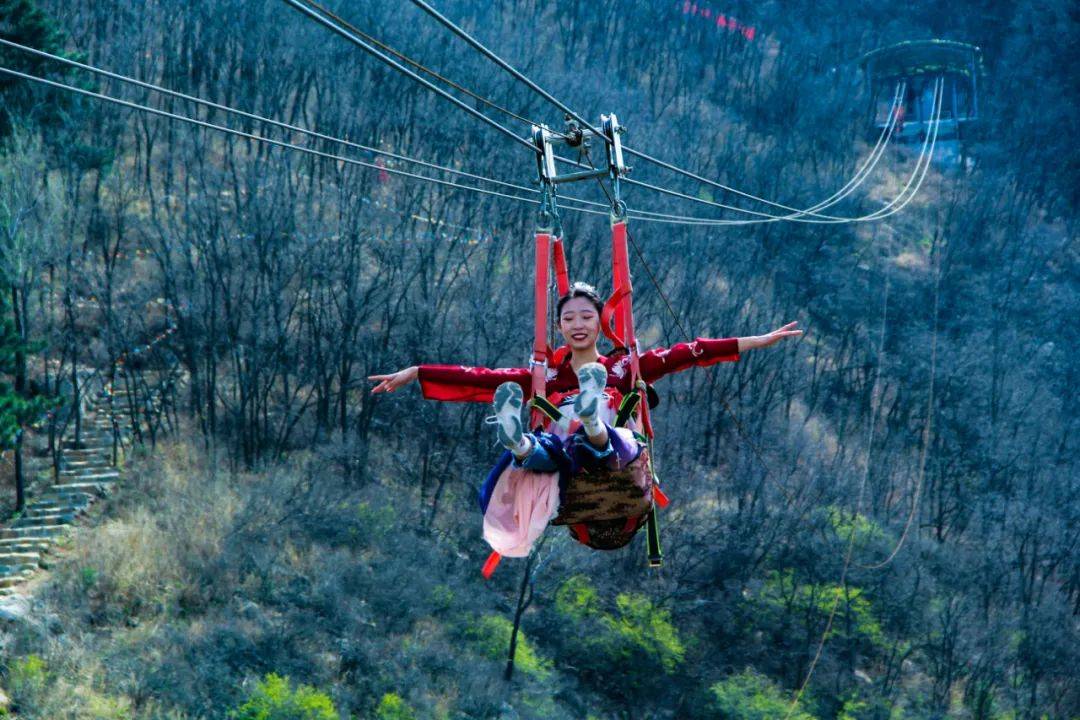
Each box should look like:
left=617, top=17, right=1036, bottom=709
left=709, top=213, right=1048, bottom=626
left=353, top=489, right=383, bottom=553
left=417, top=337, right=740, bottom=404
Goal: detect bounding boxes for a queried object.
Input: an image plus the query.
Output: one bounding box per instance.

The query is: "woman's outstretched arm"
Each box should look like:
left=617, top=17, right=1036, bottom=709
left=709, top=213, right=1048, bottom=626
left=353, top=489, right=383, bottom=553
left=736, top=321, right=803, bottom=352
left=369, top=364, right=530, bottom=403
left=369, top=365, right=420, bottom=394
left=638, top=321, right=802, bottom=383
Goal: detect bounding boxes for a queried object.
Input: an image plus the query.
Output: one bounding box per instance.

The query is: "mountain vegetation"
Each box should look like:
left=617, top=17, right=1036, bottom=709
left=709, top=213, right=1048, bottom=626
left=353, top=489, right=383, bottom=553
left=0, top=0, right=1076, bottom=718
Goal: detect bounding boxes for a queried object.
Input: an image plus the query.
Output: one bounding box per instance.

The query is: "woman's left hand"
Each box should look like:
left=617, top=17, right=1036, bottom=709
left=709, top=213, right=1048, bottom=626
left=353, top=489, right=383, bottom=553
left=740, top=322, right=803, bottom=351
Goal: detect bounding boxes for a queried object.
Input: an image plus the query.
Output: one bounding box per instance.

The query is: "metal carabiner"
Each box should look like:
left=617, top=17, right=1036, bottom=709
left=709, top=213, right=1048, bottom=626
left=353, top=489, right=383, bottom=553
left=537, top=186, right=558, bottom=232
left=610, top=198, right=628, bottom=223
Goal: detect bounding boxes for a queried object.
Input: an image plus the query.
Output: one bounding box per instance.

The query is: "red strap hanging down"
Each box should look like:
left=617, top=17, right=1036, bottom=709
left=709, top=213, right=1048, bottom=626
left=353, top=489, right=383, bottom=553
left=609, top=220, right=654, bottom=438
left=552, top=236, right=570, bottom=297
left=601, top=283, right=631, bottom=345
left=610, top=223, right=630, bottom=345
left=653, top=485, right=670, bottom=508
left=531, top=232, right=552, bottom=428
left=571, top=524, right=591, bottom=545
left=482, top=551, right=501, bottom=579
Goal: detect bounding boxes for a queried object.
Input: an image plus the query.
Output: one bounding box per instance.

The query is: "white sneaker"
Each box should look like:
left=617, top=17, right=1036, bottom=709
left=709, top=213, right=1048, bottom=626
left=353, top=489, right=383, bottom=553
left=573, top=362, right=607, bottom=424
left=486, top=381, right=524, bottom=449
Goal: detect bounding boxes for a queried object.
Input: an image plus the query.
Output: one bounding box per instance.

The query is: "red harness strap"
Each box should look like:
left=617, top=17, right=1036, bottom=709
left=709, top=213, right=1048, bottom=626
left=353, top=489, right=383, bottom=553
left=552, top=235, right=570, bottom=297
left=607, top=220, right=654, bottom=438
left=601, top=284, right=631, bottom=346
left=653, top=485, right=670, bottom=508
left=481, top=551, right=501, bottom=579
left=606, top=222, right=630, bottom=345
left=484, top=230, right=559, bottom=579
left=572, top=524, right=591, bottom=545
left=531, top=232, right=552, bottom=428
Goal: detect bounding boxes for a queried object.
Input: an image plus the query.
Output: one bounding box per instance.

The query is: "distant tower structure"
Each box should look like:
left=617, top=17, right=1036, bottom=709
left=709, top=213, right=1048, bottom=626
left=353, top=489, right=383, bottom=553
left=860, top=40, right=983, bottom=161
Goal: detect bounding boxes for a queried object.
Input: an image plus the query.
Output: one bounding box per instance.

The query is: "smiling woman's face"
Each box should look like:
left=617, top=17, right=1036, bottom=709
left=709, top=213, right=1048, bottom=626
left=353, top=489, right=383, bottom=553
left=559, top=296, right=601, bottom=351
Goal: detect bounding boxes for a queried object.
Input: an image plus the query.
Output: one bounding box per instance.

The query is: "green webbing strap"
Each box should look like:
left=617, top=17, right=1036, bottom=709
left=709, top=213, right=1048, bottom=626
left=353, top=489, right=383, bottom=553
left=646, top=505, right=662, bottom=567
left=529, top=396, right=564, bottom=425
left=615, top=391, right=641, bottom=428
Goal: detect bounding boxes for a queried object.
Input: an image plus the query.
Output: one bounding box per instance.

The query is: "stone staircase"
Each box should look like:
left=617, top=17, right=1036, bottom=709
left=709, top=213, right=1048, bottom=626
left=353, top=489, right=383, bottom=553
left=0, top=387, right=156, bottom=597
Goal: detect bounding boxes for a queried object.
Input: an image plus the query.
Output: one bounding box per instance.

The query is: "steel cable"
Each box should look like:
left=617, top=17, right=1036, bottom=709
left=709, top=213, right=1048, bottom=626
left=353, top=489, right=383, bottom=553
left=634, top=78, right=944, bottom=227
left=280, top=0, right=538, bottom=155
left=406, top=0, right=924, bottom=223
left=0, top=64, right=613, bottom=217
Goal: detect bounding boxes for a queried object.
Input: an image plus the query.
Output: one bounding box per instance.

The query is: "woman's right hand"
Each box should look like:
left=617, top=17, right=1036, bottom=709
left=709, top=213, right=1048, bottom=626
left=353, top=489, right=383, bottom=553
left=368, top=366, right=419, bottom=394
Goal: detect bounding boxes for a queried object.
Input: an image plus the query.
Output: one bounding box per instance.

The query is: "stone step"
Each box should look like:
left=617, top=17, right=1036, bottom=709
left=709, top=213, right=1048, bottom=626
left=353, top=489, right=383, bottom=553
left=13, top=513, right=73, bottom=528
left=60, top=464, right=118, bottom=475
left=62, top=442, right=112, bottom=452
left=60, top=464, right=114, bottom=475
left=29, top=496, right=94, bottom=510
left=0, top=525, right=68, bottom=539
left=103, top=399, right=160, bottom=407
left=0, top=539, right=54, bottom=554
left=61, top=448, right=111, bottom=458
left=0, top=552, right=41, bottom=565
left=25, top=504, right=86, bottom=518
left=60, top=454, right=113, bottom=463
left=0, top=572, right=34, bottom=589
left=39, top=491, right=99, bottom=507
left=0, top=562, right=38, bottom=576
left=64, top=430, right=113, bottom=439
left=60, top=459, right=112, bottom=469
left=58, top=471, right=119, bottom=482
left=60, top=457, right=115, bottom=466
left=49, top=481, right=114, bottom=495
left=63, top=439, right=113, bottom=448
left=59, top=458, right=112, bottom=469
left=61, top=452, right=113, bottom=461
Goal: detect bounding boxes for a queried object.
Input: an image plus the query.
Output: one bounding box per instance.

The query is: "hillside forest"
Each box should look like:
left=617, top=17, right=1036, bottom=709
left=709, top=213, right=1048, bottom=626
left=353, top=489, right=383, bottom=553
left=0, top=0, right=1076, bottom=718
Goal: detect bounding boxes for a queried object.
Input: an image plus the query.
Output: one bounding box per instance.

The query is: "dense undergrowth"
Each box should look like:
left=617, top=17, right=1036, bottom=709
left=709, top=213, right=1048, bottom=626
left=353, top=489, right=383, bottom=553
left=0, top=430, right=1054, bottom=719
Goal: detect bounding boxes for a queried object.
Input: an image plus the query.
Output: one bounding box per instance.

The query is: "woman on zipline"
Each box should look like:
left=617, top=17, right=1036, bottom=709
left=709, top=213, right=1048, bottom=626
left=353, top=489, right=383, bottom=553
left=369, top=282, right=801, bottom=562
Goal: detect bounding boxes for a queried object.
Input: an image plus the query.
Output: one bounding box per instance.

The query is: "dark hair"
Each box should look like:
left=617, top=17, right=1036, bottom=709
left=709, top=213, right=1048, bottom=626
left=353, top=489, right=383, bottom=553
left=557, top=281, right=603, bottom=317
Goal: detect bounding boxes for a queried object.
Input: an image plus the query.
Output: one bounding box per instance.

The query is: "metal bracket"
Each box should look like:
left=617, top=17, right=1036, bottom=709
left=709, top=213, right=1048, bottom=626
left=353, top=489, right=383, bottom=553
left=535, top=187, right=556, bottom=233
left=532, top=124, right=558, bottom=187
left=601, top=113, right=627, bottom=177
left=532, top=125, right=564, bottom=234
left=533, top=113, right=631, bottom=221
left=601, top=113, right=629, bottom=220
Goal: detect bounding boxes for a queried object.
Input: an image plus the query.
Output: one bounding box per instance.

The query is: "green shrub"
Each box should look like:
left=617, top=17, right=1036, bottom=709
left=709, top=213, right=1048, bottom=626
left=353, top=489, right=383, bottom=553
left=603, top=593, right=685, bottom=673
left=554, top=574, right=599, bottom=619
left=429, top=584, right=455, bottom=612
left=228, top=673, right=337, bottom=720
left=825, top=506, right=885, bottom=547
left=555, top=576, right=684, bottom=676
left=374, top=693, right=416, bottom=720
left=708, top=670, right=817, bottom=720
left=81, top=566, right=99, bottom=589
left=464, top=614, right=552, bottom=680
left=551, top=574, right=685, bottom=707
left=759, top=571, right=885, bottom=649
left=77, top=687, right=134, bottom=719
left=355, top=502, right=396, bottom=542
left=7, top=654, right=48, bottom=700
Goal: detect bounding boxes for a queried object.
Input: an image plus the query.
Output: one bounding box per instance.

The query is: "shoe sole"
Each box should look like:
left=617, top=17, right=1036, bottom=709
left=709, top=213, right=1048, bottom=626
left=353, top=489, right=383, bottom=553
left=574, top=363, right=607, bottom=419
left=492, top=382, right=524, bottom=447
left=574, top=392, right=599, bottom=419
left=576, top=363, right=608, bottom=392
